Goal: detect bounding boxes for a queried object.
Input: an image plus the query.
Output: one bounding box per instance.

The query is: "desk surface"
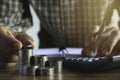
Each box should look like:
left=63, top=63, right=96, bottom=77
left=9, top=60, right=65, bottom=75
left=0, top=69, right=120, bottom=80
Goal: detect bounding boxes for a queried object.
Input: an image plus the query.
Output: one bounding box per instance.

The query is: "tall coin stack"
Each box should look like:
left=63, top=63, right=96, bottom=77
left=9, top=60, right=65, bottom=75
left=18, top=45, right=33, bottom=75
left=18, top=45, right=63, bottom=76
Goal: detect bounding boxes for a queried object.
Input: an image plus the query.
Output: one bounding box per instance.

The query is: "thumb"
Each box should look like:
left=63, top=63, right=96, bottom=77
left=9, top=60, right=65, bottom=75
left=7, top=31, right=23, bottom=50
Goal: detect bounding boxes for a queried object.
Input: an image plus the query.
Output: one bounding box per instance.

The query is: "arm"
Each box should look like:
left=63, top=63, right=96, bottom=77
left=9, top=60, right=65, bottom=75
left=82, top=0, right=120, bottom=57
left=0, top=0, right=34, bottom=71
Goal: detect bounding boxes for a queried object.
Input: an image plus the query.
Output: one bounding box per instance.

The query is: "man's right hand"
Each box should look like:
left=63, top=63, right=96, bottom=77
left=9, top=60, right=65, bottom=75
left=82, top=25, right=120, bottom=57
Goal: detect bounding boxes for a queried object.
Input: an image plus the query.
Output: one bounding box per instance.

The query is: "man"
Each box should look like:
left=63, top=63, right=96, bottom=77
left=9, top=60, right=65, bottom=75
left=0, top=0, right=119, bottom=70
left=30, top=0, right=120, bottom=57
left=34, top=0, right=107, bottom=48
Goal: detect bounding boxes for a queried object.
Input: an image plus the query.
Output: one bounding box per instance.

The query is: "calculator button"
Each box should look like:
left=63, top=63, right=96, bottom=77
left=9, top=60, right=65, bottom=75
left=87, top=58, right=93, bottom=62
left=65, top=57, right=71, bottom=60
left=94, top=58, right=100, bottom=61
left=76, top=57, right=83, bottom=61
left=71, top=58, right=76, bottom=61
left=82, top=58, right=88, bottom=62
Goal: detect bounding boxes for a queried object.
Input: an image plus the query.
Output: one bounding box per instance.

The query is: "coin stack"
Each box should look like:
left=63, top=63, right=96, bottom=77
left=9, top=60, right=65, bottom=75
left=18, top=46, right=63, bottom=76
left=18, top=45, right=33, bottom=75
left=50, top=59, right=63, bottom=73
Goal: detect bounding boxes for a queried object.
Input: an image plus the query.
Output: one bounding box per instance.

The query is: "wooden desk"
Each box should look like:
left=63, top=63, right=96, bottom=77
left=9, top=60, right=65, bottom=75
left=0, top=69, right=120, bottom=80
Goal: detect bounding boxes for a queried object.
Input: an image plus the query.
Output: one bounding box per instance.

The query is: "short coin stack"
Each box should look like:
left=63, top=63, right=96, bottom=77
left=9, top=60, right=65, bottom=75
left=18, top=45, right=63, bottom=76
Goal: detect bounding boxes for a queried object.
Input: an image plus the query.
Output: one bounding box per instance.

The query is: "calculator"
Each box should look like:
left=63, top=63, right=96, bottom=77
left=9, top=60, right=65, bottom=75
left=63, top=55, right=120, bottom=72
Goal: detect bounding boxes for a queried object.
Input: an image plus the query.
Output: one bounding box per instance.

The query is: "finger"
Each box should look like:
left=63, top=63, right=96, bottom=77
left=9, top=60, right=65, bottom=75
left=6, top=62, right=18, bottom=71
left=93, top=27, right=116, bottom=56
left=82, top=25, right=102, bottom=57
left=11, top=55, right=18, bottom=62
left=82, top=32, right=108, bottom=57
left=0, top=62, right=17, bottom=72
left=6, top=30, right=23, bottom=50
left=26, top=39, right=35, bottom=48
left=85, top=25, right=100, bottom=46
left=84, top=26, right=118, bottom=57
left=98, top=24, right=106, bottom=34
left=7, top=62, right=17, bottom=69
left=0, top=27, right=23, bottom=51
left=0, top=31, right=22, bottom=53
left=82, top=44, right=96, bottom=57
left=15, top=32, right=35, bottom=49
left=99, top=30, right=120, bottom=56
left=101, top=27, right=118, bottom=37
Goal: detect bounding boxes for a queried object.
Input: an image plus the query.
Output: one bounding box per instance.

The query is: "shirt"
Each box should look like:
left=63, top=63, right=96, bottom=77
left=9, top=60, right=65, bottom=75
left=0, top=0, right=111, bottom=47
left=30, top=0, right=109, bottom=47
left=0, top=0, right=32, bottom=31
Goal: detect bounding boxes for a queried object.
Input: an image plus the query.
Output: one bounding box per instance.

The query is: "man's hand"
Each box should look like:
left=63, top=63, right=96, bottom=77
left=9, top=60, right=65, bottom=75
left=82, top=25, right=120, bottom=57
left=0, top=26, right=34, bottom=71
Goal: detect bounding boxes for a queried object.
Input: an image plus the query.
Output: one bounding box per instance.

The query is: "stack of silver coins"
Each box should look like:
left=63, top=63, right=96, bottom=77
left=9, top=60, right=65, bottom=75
left=37, top=55, right=54, bottom=76
left=39, top=55, right=48, bottom=67
left=18, top=45, right=33, bottom=75
left=18, top=46, right=63, bottom=76
left=50, top=59, right=63, bottom=73
left=23, top=65, right=39, bottom=76
left=36, top=67, right=54, bottom=76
